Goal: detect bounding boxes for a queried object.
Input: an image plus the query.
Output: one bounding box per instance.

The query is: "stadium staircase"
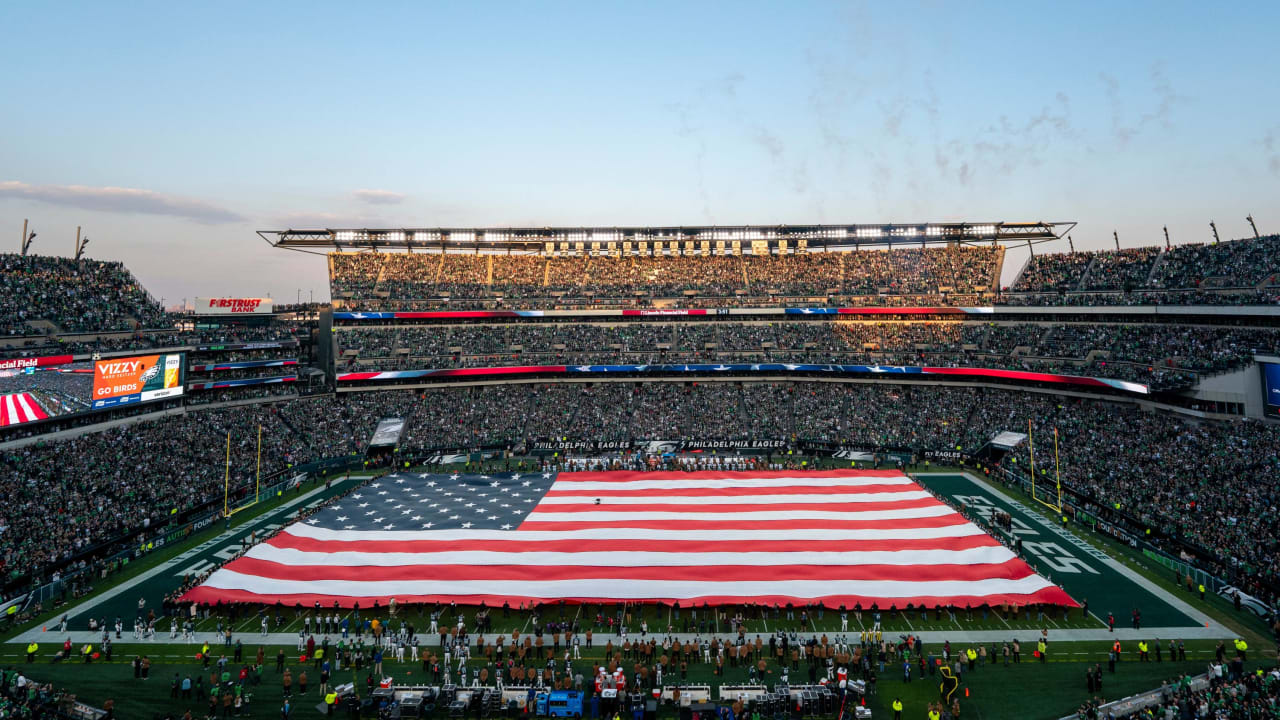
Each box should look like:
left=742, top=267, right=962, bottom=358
left=1032, top=325, right=1060, bottom=357
left=739, top=256, right=749, bottom=289
left=1006, top=255, right=1032, bottom=292
left=275, top=404, right=319, bottom=454
left=1073, top=257, right=1099, bottom=291
left=1143, top=250, right=1169, bottom=287
left=974, top=324, right=993, bottom=351
left=983, top=245, right=1004, bottom=294
left=25, top=320, right=59, bottom=334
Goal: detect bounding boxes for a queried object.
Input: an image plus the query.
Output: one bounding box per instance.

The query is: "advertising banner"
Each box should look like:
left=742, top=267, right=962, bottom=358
left=187, top=376, right=295, bottom=391
left=0, top=355, right=74, bottom=371
left=337, top=362, right=1149, bottom=394
left=188, top=359, right=298, bottom=372
left=194, top=297, right=274, bottom=315
left=91, top=353, right=184, bottom=409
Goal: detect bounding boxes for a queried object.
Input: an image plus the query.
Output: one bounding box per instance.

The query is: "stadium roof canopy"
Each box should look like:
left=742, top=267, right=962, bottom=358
left=259, top=221, right=1074, bottom=254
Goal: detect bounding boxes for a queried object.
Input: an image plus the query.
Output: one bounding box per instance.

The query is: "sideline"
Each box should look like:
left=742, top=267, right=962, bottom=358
left=7, top=475, right=367, bottom=644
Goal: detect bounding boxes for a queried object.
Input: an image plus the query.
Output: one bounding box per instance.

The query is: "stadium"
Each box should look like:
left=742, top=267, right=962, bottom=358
left=0, top=221, right=1277, bottom=720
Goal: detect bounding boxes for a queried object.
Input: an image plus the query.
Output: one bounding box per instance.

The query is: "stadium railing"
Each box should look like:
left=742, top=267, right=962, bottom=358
left=1055, top=672, right=1209, bottom=720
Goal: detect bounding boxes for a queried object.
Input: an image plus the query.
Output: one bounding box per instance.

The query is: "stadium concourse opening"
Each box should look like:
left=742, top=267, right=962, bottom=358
left=180, top=469, right=1076, bottom=611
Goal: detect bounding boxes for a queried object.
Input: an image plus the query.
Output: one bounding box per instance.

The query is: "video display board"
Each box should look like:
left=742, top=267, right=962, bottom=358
left=91, top=353, right=185, bottom=410
left=0, top=352, right=186, bottom=427
left=1263, top=362, right=1280, bottom=419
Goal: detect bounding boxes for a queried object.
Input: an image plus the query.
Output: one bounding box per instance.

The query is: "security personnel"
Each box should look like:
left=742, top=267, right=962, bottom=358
left=25, top=642, right=37, bottom=663
left=1036, top=639, right=1047, bottom=663
left=891, top=697, right=903, bottom=720
left=1198, top=583, right=1206, bottom=600
left=1137, top=641, right=1148, bottom=662
left=324, top=691, right=338, bottom=716
left=1233, top=638, right=1248, bottom=660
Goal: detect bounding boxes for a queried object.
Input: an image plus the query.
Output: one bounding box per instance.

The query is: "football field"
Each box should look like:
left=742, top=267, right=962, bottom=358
left=915, top=472, right=1210, bottom=632
left=4, top=468, right=1226, bottom=647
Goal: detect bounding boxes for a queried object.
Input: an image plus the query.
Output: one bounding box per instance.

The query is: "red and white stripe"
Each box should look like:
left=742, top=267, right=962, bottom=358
left=0, top=392, right=48, bottom=427
left=182, top=469, right=1076, bottom=608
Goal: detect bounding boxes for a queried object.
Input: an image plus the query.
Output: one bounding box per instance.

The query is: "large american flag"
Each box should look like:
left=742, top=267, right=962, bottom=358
left=181, top=469, right=1076, bottom=608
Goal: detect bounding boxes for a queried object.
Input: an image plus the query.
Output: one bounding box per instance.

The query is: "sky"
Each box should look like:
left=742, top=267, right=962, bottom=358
left=1, top=1, right=1278, bottom=305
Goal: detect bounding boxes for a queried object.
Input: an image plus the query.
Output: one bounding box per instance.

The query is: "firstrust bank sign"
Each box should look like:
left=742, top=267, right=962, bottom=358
left=194, top=297, right=274, bottom=315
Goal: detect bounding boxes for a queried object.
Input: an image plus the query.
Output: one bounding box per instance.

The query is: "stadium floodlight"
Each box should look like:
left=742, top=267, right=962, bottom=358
left=925, top=225, right=943, bottom=237
left=413, top=231, right=440, bottom=243
left=383, top=231, right=405, bottom=243
left=484, top=232, right=508, bottom=243
left=969, top=224, right=996, bottom=236
left=451, top=231, right=475, bottom=243
left=855, top=227, right=882, bottom=239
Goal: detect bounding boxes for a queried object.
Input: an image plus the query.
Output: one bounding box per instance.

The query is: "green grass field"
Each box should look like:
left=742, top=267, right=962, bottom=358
left=4, top=639, right=1231, bottom=720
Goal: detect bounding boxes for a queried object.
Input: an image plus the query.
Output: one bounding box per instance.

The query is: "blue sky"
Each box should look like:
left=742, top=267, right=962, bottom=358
left=1, top=1, right=1277, bottom=303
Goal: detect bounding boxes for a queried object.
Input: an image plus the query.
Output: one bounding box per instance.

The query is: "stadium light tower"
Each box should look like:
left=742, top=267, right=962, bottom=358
left=74, top=226, right=90, bottom=261
left=21, top=225, right=36, bottom=256
left=1247, top=214, right=1259, bottom=238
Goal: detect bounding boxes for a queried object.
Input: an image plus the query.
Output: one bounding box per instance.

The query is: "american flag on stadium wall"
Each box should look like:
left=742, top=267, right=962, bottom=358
left=180, top=470, right=1077, bottom=608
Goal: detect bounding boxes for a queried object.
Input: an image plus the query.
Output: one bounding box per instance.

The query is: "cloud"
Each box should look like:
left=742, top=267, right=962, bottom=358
left=1264, top=127, right=1280, bottom=177
left=274, top=211, right=388, bottom=229
left=667, top=101, right=713, bottom=221
left=0, top=180, right=244, bottom=224
left=1100, top=65, right=1183, bottom=146
left=353, top=189, right=406, bottom=205
left=751, top=127, right=784, bottom=162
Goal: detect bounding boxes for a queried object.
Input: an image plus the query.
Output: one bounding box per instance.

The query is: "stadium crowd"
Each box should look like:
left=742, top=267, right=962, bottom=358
left=0, top=324, right=303, bottom=362
left=332, top=320, right=1279, bottom=389
left=5, top=382, right=1280, bottom=606
left=327, top=234, right=1278, bottom=309
left=1011, top=235, right=1280, bottom=295
left=0, top=254, right=168, bottom=336
left=1090, top=665, right=1280, bottom=720
left=327, top=245, right=1003, bottom=305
